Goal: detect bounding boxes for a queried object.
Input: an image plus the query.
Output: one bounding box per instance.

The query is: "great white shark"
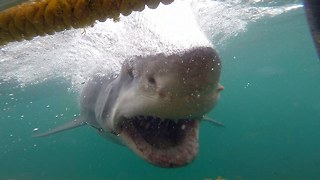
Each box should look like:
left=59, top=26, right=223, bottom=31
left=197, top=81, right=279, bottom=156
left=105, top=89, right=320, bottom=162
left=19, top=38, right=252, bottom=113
left=33, top=46, right=224, bottom=167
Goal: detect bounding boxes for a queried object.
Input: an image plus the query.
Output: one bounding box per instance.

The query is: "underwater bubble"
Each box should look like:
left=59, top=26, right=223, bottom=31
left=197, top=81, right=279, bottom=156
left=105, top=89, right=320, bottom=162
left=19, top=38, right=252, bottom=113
left=244, top=82, right=251, bottom=88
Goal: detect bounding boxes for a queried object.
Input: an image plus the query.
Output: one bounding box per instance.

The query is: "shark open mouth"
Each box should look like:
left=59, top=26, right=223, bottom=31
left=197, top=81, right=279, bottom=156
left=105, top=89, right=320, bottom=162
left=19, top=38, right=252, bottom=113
left=119, top=116, right=199, bottom=167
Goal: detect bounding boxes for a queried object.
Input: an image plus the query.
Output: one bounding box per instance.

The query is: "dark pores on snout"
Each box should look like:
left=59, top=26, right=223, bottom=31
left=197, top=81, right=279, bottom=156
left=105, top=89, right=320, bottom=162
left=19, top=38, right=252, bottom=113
left=122, top=47, right=221, bottom=119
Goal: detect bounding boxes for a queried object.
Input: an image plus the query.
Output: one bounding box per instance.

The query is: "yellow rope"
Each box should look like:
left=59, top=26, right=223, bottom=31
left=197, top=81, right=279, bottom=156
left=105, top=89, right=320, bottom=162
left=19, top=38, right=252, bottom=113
left=0, top=0, right=173, bottom=46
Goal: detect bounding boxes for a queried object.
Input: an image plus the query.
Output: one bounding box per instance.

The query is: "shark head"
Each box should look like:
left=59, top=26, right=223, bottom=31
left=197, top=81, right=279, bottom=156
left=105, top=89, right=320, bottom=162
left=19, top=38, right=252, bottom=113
left=97, top=46, right=223, bottom=167
left=33, top=46, right=223, bottom=168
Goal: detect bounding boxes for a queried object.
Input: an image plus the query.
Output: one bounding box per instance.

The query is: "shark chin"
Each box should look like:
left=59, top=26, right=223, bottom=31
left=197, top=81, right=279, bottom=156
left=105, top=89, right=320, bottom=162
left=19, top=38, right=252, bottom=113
left=119, top=116, right=199, bottom=167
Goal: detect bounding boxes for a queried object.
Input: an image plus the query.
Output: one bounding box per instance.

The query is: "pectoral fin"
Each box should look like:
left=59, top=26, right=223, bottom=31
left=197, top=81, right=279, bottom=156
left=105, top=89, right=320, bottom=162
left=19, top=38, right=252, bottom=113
left=203, top=116, right=225, bottom=128
left=33, top=118, right=87, bottom=137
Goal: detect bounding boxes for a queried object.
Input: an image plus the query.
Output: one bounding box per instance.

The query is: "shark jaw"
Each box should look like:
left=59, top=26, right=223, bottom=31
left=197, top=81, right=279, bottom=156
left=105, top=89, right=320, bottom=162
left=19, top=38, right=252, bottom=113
left=108, top=47, right=222, bottom=167
left=118, top=116, right=199, bottom=168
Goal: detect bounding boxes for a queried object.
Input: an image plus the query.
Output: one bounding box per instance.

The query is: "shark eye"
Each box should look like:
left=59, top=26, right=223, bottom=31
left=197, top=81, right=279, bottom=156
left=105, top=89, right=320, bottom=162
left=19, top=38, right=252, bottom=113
left=148, top=77, right=156, bottom=85
left=125, top=65, right=134, bottom=78
left=123, top=60, right=134, bottom=79
left=128, top=68, right=134, bottom=78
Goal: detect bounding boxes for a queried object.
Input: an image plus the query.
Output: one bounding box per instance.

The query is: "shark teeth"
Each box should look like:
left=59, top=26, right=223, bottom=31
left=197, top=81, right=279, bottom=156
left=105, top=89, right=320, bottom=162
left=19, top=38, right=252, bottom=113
left=119, top=116, right=199, bottom=167
left=120, top=116, right=194, bottom=140
left=134, top=116, right=191, bottom=148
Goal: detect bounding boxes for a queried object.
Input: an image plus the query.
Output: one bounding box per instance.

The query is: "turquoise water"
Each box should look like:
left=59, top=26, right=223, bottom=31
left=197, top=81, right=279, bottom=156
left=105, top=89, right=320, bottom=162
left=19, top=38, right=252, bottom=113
left=1, top=2, right=320, bottom=180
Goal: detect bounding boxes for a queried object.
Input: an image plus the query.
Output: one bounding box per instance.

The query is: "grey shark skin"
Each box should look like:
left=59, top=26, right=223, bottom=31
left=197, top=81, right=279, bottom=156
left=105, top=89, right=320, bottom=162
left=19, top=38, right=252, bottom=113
left=34, top=46, right=224, bottom=168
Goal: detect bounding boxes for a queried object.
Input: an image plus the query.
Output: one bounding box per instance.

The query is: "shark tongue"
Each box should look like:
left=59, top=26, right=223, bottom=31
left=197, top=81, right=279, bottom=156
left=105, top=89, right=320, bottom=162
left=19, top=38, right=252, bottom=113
left=119, top=117, right=199, bottom=167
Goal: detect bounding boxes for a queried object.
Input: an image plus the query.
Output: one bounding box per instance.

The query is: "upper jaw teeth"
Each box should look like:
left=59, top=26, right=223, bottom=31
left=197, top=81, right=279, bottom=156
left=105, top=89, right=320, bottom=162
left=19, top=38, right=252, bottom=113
left=115, top=115, right=199, bottom=133
left=117, top=115, right=196, bottom=131
left=130, top=115, right=194, bottom=122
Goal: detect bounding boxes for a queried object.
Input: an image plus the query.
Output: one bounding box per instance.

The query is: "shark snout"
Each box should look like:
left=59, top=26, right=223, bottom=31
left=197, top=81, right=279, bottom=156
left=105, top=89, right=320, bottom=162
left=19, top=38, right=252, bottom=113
left=217, top=84, right=224, bottom=92
left=152, top=47, right=222, bottom=99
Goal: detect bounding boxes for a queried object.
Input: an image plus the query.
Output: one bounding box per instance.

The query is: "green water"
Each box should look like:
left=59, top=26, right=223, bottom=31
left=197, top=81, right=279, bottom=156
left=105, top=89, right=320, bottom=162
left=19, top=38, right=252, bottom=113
left=1, top=7, right=320, bottom=180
